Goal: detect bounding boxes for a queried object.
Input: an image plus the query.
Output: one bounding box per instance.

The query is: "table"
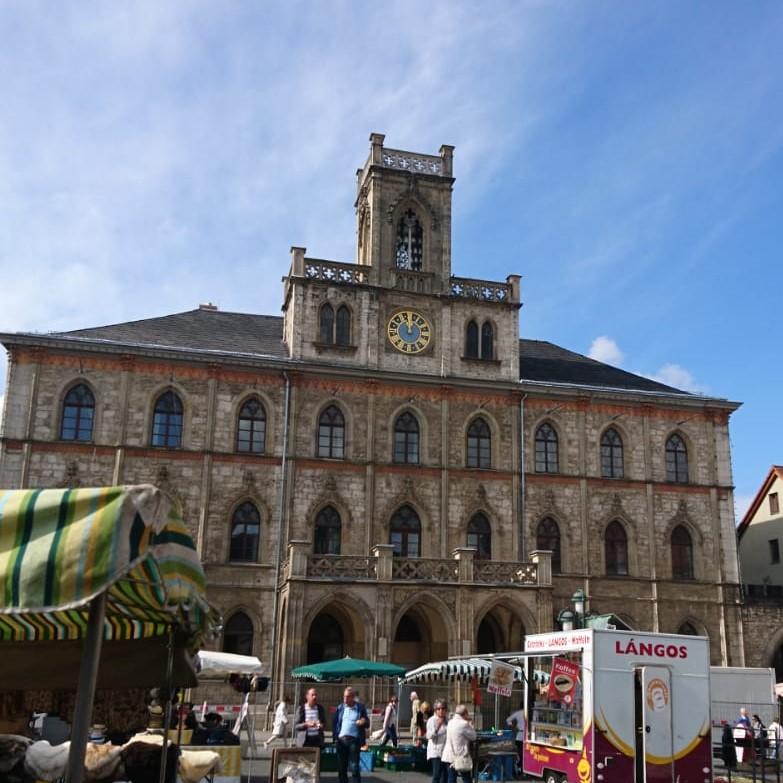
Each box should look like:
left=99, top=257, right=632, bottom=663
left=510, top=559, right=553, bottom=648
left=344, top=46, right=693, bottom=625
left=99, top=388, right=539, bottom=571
left=183, top=745, right=241, bottom=783
left=482, top=750, right=517, bottom=783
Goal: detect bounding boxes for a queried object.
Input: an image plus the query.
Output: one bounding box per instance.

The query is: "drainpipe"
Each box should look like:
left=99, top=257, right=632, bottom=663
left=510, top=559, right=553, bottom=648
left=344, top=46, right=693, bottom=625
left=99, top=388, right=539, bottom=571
left=519, top=394, right=527, bottom=561
left=269, top=371, right=292, bottom=699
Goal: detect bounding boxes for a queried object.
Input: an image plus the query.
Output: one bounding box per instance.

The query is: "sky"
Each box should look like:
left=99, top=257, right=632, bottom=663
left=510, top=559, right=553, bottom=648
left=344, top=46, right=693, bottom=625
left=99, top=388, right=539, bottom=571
left=1, top=1, right=781, bottom=519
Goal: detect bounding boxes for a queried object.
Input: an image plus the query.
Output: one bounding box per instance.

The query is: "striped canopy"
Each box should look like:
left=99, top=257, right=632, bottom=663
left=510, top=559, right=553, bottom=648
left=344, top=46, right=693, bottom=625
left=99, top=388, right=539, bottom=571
left=0, top=485, right=217, bottom=649
left=401, top=657, right=551, bottom=685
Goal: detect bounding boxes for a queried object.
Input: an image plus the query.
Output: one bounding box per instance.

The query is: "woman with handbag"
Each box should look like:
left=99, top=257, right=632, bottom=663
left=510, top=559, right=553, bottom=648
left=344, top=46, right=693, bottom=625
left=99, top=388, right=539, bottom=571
left=441, top=704, right=476, bottom=783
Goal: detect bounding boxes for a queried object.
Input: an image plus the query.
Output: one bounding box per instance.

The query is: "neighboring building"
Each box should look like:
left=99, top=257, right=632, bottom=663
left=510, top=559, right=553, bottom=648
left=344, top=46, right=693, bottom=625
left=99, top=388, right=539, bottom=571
left=0, top=134, right=745, bottom=697
left=738, top=466, right=783, bottom=680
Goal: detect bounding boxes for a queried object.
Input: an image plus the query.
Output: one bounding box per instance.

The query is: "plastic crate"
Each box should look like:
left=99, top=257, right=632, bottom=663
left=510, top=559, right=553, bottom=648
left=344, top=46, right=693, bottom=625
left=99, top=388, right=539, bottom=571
left=320, top=745, right=339, bottom=772
left=360, top=751, right=375, bottom=772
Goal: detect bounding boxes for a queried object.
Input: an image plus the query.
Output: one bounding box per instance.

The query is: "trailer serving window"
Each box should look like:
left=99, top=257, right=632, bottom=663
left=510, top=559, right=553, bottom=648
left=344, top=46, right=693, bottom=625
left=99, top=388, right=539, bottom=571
left=526, top=652, right=583, bottom=751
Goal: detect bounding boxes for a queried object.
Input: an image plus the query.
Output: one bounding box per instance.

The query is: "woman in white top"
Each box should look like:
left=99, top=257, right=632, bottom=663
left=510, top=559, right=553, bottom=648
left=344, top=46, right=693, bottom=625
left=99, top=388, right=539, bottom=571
left=426, top=700, right=449, bottom=783
left=441, top=704, right=476, bottom=783
left=264, top=696, right=289, bottom=747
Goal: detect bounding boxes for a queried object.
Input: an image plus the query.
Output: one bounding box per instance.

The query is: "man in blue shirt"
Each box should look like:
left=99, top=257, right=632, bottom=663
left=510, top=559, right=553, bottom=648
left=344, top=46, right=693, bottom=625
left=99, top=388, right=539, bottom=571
left=333, top=687, right=369, bottom=783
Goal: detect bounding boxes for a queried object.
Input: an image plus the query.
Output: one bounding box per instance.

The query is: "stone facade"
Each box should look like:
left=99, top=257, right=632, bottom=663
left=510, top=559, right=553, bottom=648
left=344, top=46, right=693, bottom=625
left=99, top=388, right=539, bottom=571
left=0, top=134, right=746, bottom=698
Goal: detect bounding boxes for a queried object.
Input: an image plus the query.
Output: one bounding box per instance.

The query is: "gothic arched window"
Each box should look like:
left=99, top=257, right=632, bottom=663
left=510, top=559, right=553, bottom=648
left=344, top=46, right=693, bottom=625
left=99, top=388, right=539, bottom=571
left=467, top=417, right=491, bottom=469
left=465, top=321, right=479, bottom=358
left=671, top=524, right=694, bottom=580
left=395, top=208, right=423, bottom=271
left=314, top=506, right=342, bottom=555
left=390, top=505, right=421, bottom=557
left=229, top=501, right=261, bottom=563
left=677, top=621, right=699, bottom=636
left=536, top=517, right=562, bottom=574
left=60, top=383, right=95, bottom=442
left=336, top=305, right=351, bottom=346
left=481, top=322, right=494, bottom=360
left=237, top=397, right=266, bottom=454
left=393, top=411, right=420, bottom=464
left=467, top=513, right=492, bottom=560
left=317, top=405, right=345, bottom=459
left=319, top=304, right=335, bottom=344
left=151, top=390, right=183, bottom=448
left=666, top=434, right=689, bottom=483
left=535, top=423, right=559, bottom=473
left=605, top=520, right=628, bottom=576
left=601, top=427, right=624, bottom=478
left=223, top=611, right=254, bottom=655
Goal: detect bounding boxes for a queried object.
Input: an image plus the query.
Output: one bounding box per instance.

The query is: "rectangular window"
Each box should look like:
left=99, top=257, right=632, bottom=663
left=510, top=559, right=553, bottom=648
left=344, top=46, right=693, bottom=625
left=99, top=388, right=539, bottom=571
left=770, top=493, right=780, bottom=515
left=770, top=539, right=780, bottom=565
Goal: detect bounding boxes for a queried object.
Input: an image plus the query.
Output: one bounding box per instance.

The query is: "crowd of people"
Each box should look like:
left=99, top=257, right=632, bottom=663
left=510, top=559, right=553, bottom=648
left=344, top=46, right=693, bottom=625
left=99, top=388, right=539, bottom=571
left=721, top=705, right=782, bottom=769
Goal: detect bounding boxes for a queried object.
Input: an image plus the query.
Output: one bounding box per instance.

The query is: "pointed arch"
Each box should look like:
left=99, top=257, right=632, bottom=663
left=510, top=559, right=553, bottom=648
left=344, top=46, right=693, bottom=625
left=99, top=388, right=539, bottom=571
left=600, top=427, right=624, bottom=479
left=229, top=500, right=261, bottom=563
left=336, top=305, right=352, bottom=346
left=605, top=519, right=629, bottom=576
left=395, top=207, right=424, bottom=270
left=319, top=303, right=335, bottom=344
left=390, top=504, right=421, bottom=557
left=151, top=389, right=184, bottom=448
left=665, top=432, right=689, bottom=483
left=223, top=610, right=254, bottom=655
left=467, top=512, right=492, bottom=559
left=536, top=516, right=562, bottom=574
left=60, top=382, right=96, bottom=442
left=466, top=416, right=491, bottom=469
left=465, top=320, right=479, bottom=358
left=314, top=505, right=342, bottom=555
left=236, top=395, right=266, bottom=454
left=671, top=524, right=694, bottom=580
left=317, top=403, right=346, bottom=459
left=474, top=595, right=537, bottom=648
left=535, top=421, right=559, bottom=473
left=481, top=321, right=494, bottom=360
left=393, top=411, right=420, bottom=465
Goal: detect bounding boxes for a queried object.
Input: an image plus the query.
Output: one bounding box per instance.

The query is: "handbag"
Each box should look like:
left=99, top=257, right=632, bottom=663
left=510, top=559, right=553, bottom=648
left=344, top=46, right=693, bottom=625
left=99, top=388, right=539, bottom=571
left=448, top=733, right=473, bottom=772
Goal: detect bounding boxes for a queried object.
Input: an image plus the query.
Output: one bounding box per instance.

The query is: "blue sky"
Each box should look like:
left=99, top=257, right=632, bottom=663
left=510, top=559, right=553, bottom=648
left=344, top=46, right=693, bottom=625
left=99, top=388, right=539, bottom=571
left=1, top=1, right=781, bottom=518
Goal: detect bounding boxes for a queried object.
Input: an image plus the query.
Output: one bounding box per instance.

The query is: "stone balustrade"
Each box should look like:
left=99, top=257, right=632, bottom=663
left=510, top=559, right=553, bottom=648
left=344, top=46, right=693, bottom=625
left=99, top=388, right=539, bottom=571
left=284, top=540, right=551, bottom=587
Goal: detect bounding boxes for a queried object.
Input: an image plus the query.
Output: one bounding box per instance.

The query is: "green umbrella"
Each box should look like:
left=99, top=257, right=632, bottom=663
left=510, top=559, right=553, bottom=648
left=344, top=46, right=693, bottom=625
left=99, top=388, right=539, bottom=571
left=291, top=655, right=406, bottom=681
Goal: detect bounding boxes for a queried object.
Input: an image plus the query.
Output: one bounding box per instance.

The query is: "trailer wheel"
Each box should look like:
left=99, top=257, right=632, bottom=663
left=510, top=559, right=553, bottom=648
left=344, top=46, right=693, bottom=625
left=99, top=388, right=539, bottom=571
left=544, top=772, right=562, bottom=783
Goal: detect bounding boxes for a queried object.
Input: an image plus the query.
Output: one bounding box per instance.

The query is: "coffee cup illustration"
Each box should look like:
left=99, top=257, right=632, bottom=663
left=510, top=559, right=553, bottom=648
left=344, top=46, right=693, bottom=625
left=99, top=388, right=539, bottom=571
left=553, top=673, right=574, bottom=693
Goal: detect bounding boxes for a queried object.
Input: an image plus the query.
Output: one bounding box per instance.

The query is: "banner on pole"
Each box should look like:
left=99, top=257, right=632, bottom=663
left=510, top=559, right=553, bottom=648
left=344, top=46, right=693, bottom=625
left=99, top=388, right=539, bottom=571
left=487, top=660, right=516, bottom=697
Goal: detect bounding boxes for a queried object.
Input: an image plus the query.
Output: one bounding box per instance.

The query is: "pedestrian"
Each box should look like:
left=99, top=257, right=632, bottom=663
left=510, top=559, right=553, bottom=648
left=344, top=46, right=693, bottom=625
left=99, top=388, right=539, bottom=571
left=752, top=714, right=766, bottom=757
left=442, top=704, right=476, bottom=783
left=380, top=694, right=398, bottom=748
left=721, top=722, right=737, bottom=770
left=333, top=687, right=369, bottom=783
left=295, top=688, right=326, bottom=748
left=426, top=699, right=449, bottom=783
left=505, top=700, right=525, bottom=771
left=264, top=695, right=290, bottom=748
left=768, top=717, right=782, bottom=760
left=410, top=691, right=421, bottom=738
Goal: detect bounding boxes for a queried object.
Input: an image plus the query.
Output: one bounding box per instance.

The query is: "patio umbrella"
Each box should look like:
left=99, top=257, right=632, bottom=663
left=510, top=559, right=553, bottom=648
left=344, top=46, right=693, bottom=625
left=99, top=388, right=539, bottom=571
left=291, top=655, right=406, bottom=681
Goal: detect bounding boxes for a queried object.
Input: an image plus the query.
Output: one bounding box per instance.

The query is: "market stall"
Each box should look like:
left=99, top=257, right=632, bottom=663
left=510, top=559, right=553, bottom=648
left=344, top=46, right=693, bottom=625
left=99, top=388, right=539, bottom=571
left=0, top=485, right=219, bottom=783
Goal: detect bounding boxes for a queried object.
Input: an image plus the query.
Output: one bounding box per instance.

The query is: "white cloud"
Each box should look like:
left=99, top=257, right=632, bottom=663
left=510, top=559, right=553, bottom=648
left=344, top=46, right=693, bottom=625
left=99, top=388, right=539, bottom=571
left=734, top=493, right=754, bottom=525
left=650, top=363, right=706, bottom=394
left=588, top=336, right=624, bottom=366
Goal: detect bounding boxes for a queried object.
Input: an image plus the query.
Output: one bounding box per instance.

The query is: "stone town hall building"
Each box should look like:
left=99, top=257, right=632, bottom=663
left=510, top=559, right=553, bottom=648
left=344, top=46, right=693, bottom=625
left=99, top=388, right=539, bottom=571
left=0, top=134, right=745, bottom=693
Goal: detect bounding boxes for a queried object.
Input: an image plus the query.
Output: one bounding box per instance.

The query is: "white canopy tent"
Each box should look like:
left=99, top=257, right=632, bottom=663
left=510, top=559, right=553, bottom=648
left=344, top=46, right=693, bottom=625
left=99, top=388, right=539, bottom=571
left=196, top=651, right=264, bottom=678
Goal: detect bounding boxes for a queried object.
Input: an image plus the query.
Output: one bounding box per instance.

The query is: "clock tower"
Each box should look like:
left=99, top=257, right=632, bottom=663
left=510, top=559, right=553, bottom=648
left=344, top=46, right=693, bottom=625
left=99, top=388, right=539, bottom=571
left=282, top=133, right=521, bottom=381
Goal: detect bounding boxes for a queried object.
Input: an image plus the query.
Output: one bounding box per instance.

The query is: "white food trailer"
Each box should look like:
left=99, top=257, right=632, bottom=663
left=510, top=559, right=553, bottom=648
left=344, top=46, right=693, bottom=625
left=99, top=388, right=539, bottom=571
left=520, top=629, right=712, bottom=783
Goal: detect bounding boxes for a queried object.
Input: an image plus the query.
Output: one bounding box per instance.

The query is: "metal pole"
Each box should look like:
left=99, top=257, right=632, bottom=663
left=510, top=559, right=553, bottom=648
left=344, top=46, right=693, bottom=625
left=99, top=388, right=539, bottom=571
left=66, top=592, right=107, bottom=783
left=158, top=628, right=176, bottom=783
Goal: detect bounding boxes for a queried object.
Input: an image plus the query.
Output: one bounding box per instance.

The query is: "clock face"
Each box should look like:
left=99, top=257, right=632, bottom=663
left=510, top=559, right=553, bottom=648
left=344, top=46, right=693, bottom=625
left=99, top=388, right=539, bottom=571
left=387, top=310, right=432, bottom=354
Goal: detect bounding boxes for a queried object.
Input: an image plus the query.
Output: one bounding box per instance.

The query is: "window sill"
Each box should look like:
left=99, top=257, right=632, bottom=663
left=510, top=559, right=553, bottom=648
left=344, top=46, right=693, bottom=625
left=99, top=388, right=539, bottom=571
left=312, top=341, right=358, bottom=354
left=460, top=356, right=501, bottom=366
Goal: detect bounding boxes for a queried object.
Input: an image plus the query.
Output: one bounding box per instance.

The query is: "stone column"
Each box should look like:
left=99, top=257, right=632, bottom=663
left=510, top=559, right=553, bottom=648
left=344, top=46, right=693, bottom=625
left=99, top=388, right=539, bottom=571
left=453, top=547, right=475, bottom=583
left=288, top=540, right=311, bottom=578
left=373, top=544, right=395, bottom=581
left=530, top=549, right=552, bottom=586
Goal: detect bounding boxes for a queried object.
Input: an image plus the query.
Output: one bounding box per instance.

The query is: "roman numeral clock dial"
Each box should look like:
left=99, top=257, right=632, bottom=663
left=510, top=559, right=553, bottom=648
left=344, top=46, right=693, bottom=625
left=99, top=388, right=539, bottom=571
left=387, top=310, right=432, bottom=354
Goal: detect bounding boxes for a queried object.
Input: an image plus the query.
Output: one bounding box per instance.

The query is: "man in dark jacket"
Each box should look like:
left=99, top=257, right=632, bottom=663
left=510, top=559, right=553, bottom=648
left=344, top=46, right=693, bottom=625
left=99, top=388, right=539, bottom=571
left=295, top=688, right=326, bottom=748
left=333, top=687, right=369, bottom=783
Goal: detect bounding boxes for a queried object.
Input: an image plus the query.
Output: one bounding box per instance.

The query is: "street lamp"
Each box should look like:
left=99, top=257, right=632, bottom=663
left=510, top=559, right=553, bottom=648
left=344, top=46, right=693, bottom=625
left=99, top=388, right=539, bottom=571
left=556, top=608, right=575, bottom=631
left=558, top=589, right=590, bottom=630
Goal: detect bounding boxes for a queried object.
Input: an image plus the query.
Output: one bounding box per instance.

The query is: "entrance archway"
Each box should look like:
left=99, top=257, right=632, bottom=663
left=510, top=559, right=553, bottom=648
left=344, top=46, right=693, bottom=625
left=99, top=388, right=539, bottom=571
left=475, top=604, right=527, bottom=653
left=304, top=601, right=367, bottom=664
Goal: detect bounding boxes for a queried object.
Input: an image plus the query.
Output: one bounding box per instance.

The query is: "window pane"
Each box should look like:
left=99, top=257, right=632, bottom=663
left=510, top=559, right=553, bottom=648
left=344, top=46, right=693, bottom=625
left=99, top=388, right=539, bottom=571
left=336, top=306, right=351, bottom=346
left=320, top=305, right=334, bottom=344
left=466, top=321, right=479, bottom=358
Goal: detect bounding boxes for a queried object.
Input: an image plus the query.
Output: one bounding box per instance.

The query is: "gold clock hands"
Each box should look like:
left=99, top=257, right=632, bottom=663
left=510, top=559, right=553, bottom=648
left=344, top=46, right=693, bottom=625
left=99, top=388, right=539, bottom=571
left=406, top=312, right=413, bottom=330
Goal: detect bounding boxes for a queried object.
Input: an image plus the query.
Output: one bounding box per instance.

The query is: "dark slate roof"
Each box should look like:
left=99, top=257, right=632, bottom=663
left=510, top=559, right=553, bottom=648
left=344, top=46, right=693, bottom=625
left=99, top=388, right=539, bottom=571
left=51, top=308, right=685, bottom=394
left=518, top=338, right=685, bottom=394
left=56, top=309, right=288, bottom=359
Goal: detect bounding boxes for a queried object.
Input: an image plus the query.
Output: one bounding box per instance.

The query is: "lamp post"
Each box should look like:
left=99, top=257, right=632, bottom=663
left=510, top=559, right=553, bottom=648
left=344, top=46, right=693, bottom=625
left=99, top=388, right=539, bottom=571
left=558, top=588, right=590, bottom=630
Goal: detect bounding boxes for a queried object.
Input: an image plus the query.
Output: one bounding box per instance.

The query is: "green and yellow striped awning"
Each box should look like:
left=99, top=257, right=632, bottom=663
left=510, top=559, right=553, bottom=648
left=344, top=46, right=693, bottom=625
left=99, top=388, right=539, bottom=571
left=0, top=485, right=218, bottom=649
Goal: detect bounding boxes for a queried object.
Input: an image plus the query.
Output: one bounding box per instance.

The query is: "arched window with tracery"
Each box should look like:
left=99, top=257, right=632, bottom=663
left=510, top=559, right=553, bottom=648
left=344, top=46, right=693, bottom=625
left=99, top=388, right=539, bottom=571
left=481, top=322, right=494, bottom=359
left=230, top=501, right=261, bottom=563
left=61, top=383, right=95, bottom=442
left=605, top=520, right=629, bottom=576
left=223, top=611, right=254, bottom=655
left=467, top=417, right=491, bottom=469
left=465, top=320, right=479, bottom=358
left=393, top=411, right=420, bottom=464
left=314, top=506, right=342, bottom=555
left=467, top=513, right=492, bottom=559
left=536, top=517, right=562, bottom=574
left=671, top=524, right=694, bottom=579
left=237, top=397, right=266, bottom=454
left=151, top=390, right=183, bottom=448
left=336, top=305, right=351, bottom=346
left=601, top=427, right=624, bottom=478
left=395, top=208, right=423, bottom=270
left=666, top=434, right=689, bottom=483
left=319, top=304, right=335, bottom=344
left=535, top=423, right=559, bottom=473
left=390, top=505, right=421, bottom=557
left=678, top=621, right=699, bottom=636
left=318, top=405, right=345, bottom=459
